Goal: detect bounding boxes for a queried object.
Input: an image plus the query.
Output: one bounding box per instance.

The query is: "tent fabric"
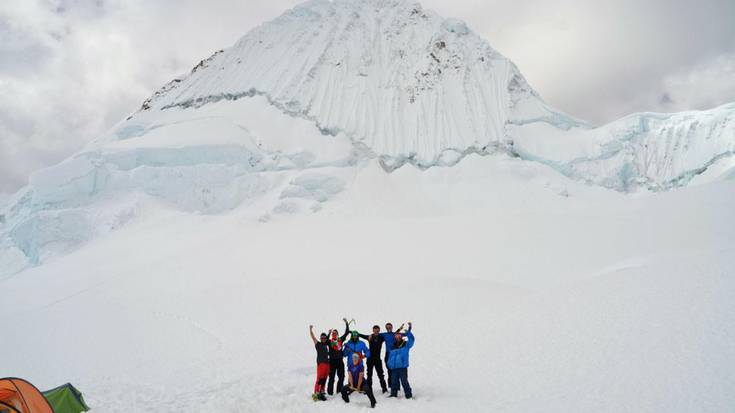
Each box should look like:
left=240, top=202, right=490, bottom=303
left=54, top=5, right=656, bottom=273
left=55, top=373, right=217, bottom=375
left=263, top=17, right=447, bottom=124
left=0, top=378, right=54, bottom=413
left=42, top=384, right=89, bottom=413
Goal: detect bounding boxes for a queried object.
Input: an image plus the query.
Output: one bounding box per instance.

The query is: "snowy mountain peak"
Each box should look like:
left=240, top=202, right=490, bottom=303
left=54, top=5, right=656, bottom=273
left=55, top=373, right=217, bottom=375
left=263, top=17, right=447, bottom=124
left=132, top=0, right=576, bottom=167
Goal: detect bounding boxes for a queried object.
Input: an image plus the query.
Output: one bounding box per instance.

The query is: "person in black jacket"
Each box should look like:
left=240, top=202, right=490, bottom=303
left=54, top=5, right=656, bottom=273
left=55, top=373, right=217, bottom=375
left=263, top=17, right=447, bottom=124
left=358, top=325, right=389, bottom=393
left=309, top=325, right=330, bottom=401
left=327, top=318, right=350, bottom=395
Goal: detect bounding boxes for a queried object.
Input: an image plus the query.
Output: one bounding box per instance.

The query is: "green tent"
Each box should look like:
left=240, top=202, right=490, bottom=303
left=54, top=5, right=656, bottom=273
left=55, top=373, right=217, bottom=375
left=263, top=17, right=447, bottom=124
left=42, top=384, right=89, bottom=413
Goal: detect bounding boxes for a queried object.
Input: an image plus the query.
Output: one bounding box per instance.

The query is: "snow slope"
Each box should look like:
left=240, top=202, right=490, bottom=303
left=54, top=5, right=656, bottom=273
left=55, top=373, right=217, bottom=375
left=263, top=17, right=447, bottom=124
left=1, top=157, right=734, bottom=412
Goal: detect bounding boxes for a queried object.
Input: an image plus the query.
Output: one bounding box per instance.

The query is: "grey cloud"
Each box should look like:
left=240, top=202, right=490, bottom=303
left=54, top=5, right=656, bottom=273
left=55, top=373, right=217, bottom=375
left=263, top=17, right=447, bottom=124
left=0, top=0, right=296, bottom=192
left=421, top=0, right=735, bottom=123
left=0, top=15, right=55, bottom=76
left=660, top=53, right=735, bottom=112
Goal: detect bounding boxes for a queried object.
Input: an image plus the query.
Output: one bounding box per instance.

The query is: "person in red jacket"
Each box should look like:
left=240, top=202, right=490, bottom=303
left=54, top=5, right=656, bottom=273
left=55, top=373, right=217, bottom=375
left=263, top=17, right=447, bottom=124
left=309, top=325, right=329, bottom=401
left=327, top=318, right=350, bottom=395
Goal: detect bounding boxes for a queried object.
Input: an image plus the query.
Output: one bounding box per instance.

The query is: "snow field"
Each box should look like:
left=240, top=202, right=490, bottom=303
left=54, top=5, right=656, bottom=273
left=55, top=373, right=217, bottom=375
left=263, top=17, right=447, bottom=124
left=2, top=157, right=734, bottom=412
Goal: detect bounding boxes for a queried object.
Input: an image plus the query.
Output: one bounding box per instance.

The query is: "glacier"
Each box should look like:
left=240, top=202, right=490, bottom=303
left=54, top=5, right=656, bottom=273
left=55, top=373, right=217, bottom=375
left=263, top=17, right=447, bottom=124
left=1, top=0, right=734, bottom=275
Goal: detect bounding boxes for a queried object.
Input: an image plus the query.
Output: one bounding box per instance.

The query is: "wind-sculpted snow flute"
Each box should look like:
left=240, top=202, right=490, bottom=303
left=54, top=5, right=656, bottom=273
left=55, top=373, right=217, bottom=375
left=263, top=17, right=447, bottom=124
left=309, top=318, right=414, bottom=406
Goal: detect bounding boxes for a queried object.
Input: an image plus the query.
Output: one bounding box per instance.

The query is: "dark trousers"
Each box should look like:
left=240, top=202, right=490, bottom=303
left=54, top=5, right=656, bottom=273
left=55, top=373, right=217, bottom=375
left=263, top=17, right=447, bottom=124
left=341, top=377, right=377, bottom=407
left=327, top=359, right=345, bottom=395
left=389, top=368, right=412, bottom=398
left=384, top=356, right=400, bottom=391
left=367, top=357, right=387, bottom=392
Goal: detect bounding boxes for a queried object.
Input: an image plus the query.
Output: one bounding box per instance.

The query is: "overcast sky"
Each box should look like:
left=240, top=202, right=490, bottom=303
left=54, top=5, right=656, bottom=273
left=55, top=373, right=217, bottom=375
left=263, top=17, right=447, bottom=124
left=1, top=0, right=734, bottom=194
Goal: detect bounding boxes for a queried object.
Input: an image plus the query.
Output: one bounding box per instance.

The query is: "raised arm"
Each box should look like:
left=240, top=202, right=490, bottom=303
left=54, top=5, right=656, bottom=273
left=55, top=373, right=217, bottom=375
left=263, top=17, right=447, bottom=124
left=309, top=325, right=317, bottom=345
left=396, top=323, right=405, bottom=333
left=340, top=318, right=350, bottom=341
left=406, top=330, right=415, bottom=349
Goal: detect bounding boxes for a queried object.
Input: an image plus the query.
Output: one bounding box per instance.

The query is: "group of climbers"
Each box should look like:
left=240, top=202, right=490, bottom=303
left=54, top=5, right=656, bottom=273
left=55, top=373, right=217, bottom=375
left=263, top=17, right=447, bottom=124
left=309, top=318, right=415, bottom=408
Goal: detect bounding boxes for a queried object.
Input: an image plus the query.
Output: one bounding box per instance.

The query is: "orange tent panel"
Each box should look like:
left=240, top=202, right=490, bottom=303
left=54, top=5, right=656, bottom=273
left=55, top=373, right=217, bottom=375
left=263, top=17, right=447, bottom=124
left=0, top=378, right=54, bottom=413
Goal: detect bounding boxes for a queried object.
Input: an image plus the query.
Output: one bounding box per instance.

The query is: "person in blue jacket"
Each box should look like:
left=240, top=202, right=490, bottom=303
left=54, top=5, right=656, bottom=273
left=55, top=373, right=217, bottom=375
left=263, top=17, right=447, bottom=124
left=380, top=322, right=404, bottom=391
left=387, top=322, right=414, bottom=399
left=343, top=330, right=370, bottom=361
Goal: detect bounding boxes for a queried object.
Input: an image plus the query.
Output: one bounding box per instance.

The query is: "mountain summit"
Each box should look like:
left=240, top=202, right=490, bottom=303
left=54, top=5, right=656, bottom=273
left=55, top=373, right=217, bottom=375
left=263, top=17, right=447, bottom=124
left=125, top=0, right=734, bottom=188
left=0, top=0, right=733, bottom=274
left=134, top=0, right=578, bottom=168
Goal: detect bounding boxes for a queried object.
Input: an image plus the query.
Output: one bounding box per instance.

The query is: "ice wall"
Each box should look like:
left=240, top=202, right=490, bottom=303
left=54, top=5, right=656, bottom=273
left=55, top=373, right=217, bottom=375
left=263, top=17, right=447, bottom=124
left=0, top=98, right=358, bottom=276
left=513, top=103, right=735, bottom=191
